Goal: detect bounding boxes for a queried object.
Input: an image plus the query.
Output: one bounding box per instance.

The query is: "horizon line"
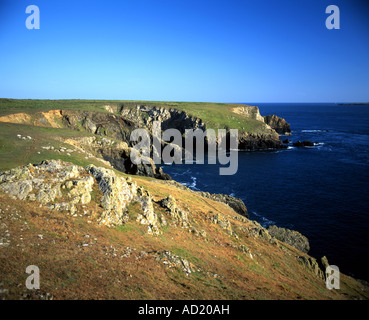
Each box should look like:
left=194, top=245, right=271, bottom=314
left=0, top=97, right=368, bottom=105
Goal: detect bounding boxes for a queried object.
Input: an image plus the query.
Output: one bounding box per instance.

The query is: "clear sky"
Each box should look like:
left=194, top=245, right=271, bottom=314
left=0, top=0, right=368, bottom=103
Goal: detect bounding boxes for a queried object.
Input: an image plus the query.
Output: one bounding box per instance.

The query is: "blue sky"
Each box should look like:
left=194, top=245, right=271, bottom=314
left=0, top=0, right=368, bottom=102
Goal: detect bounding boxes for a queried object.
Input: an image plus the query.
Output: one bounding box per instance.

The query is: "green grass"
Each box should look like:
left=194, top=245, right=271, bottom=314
left=116, top=223, right=138, bottom=233
left=0, top=98, right=111, bottom=116
left=0, top=122, right=109, bottom=171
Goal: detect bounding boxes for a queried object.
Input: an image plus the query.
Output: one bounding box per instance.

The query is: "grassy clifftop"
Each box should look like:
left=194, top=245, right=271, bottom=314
left=0, top=98, right=270, bottom=133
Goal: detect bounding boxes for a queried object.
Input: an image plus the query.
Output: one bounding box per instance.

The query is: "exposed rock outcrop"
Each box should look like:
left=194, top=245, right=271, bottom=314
left=158, top=195, right=191, bottom=228
left=135, top=187, right=161, bottom=236
left=263, top=115, right=291, bottom=135
left=61, top=110, right=135, bottom=142
left=297, top=256, right=325, bottom=280
left=197, top=191, right=248, bottom=217
left=231, top=105, right=265, bottom=122
left=64, top=136, right=170, bottom=180
left=154, top=251, right=197, bottom=275
left=238, top=132, right=286, bottom=150
left=0, top=160, right=142, bottom=227
left=210, top=214, right=234, bottom=235
left=267, top=225, right=310, bottom=253
left=120, top=105, right=206, bottom=134
left=86, top=164, right=138, bottom=226
left=0, top=160, right=193, bottom=236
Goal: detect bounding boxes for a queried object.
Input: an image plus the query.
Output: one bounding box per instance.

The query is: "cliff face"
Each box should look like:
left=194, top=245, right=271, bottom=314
left=58, top=106, right=287, bottom=173
left=263, top=115, right=291, bottom=135
left=0, top=103, right=289, bottom=153
left=238, top=132, right=285, bottom=150
left=196, top=191, right=248, bottom=217
left=118, top=104, right=287, bottom=150
left=62, top=136, right=171, bottom=180
left=231, top=105, right=265, bottom=122
left=120, top=105, right=206, bottom=133
left=267, top=225, right=310, bottom=253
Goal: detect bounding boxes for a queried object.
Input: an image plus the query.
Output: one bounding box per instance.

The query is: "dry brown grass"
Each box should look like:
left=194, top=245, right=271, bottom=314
left=1, top=176, right=368, bottom=300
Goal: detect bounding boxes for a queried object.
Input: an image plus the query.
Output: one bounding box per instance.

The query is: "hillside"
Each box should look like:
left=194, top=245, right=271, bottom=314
left=0, top=99, right=368, bottom=300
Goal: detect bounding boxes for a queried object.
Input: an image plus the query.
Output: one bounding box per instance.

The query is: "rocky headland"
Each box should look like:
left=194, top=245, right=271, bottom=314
left=0, top=99, right=367, bottom=300
left=263, top=115, right=291, bottom=135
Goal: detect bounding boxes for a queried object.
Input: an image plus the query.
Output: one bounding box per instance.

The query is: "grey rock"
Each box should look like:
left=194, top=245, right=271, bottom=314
left=197, top=191, right=248, bottom=217
left=0, top=180, right=33, bottom=200
left=158, top=195, right=190, bottom=228
left=135, top=188, right=161, bottom=235
left=267, top=225, right=310, bottom=253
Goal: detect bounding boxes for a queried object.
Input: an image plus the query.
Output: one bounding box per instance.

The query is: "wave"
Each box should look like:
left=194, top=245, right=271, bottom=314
left=301, top=129, right=328, bottom=133
left=171, top=169, right=191, bottom=177
left=180, top=176, right=199, bottom=190
left=251, top=211, right=275, bottom=228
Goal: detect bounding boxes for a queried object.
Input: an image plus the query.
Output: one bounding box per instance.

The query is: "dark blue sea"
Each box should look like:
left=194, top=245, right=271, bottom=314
left=162, top=103, right=369, bottom=281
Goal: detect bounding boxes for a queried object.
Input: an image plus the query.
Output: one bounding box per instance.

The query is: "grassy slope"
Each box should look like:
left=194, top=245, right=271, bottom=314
left=0, top=122, right=111, bottom=171
left=1, top=179, right=367, bottom=300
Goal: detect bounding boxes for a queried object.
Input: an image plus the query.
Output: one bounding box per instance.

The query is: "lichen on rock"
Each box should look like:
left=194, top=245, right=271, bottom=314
left=135, top=187, right=161, bottom=236
left=87, top=164, right=137, bottom=226
left=158, top=195, right=191, bottom=228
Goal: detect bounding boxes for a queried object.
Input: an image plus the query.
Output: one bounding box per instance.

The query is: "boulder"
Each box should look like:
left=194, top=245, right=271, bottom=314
left=293, top=140, right=314, bottom=147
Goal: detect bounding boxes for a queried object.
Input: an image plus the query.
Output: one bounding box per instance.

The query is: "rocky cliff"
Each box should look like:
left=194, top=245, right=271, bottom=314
left=0, top=104, right=290, bottom=178
left=267, top=224, right=310, bottom=253
left=263, top=115, right=291, bottom=135
left=0, top=101, right=292, bottom=171
left=196, top=191, right=248, bottom=217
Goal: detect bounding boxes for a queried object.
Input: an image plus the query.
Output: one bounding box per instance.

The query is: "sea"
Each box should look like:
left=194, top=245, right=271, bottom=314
left=162, top=103, right=369, bottom=281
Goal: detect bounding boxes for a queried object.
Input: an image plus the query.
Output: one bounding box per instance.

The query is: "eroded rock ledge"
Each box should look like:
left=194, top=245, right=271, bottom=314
left=0, top=160, right=204, bottom=236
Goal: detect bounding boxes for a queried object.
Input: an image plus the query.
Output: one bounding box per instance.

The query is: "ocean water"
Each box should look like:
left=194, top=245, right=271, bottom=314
left=162, top=103, right=369, bottom=281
